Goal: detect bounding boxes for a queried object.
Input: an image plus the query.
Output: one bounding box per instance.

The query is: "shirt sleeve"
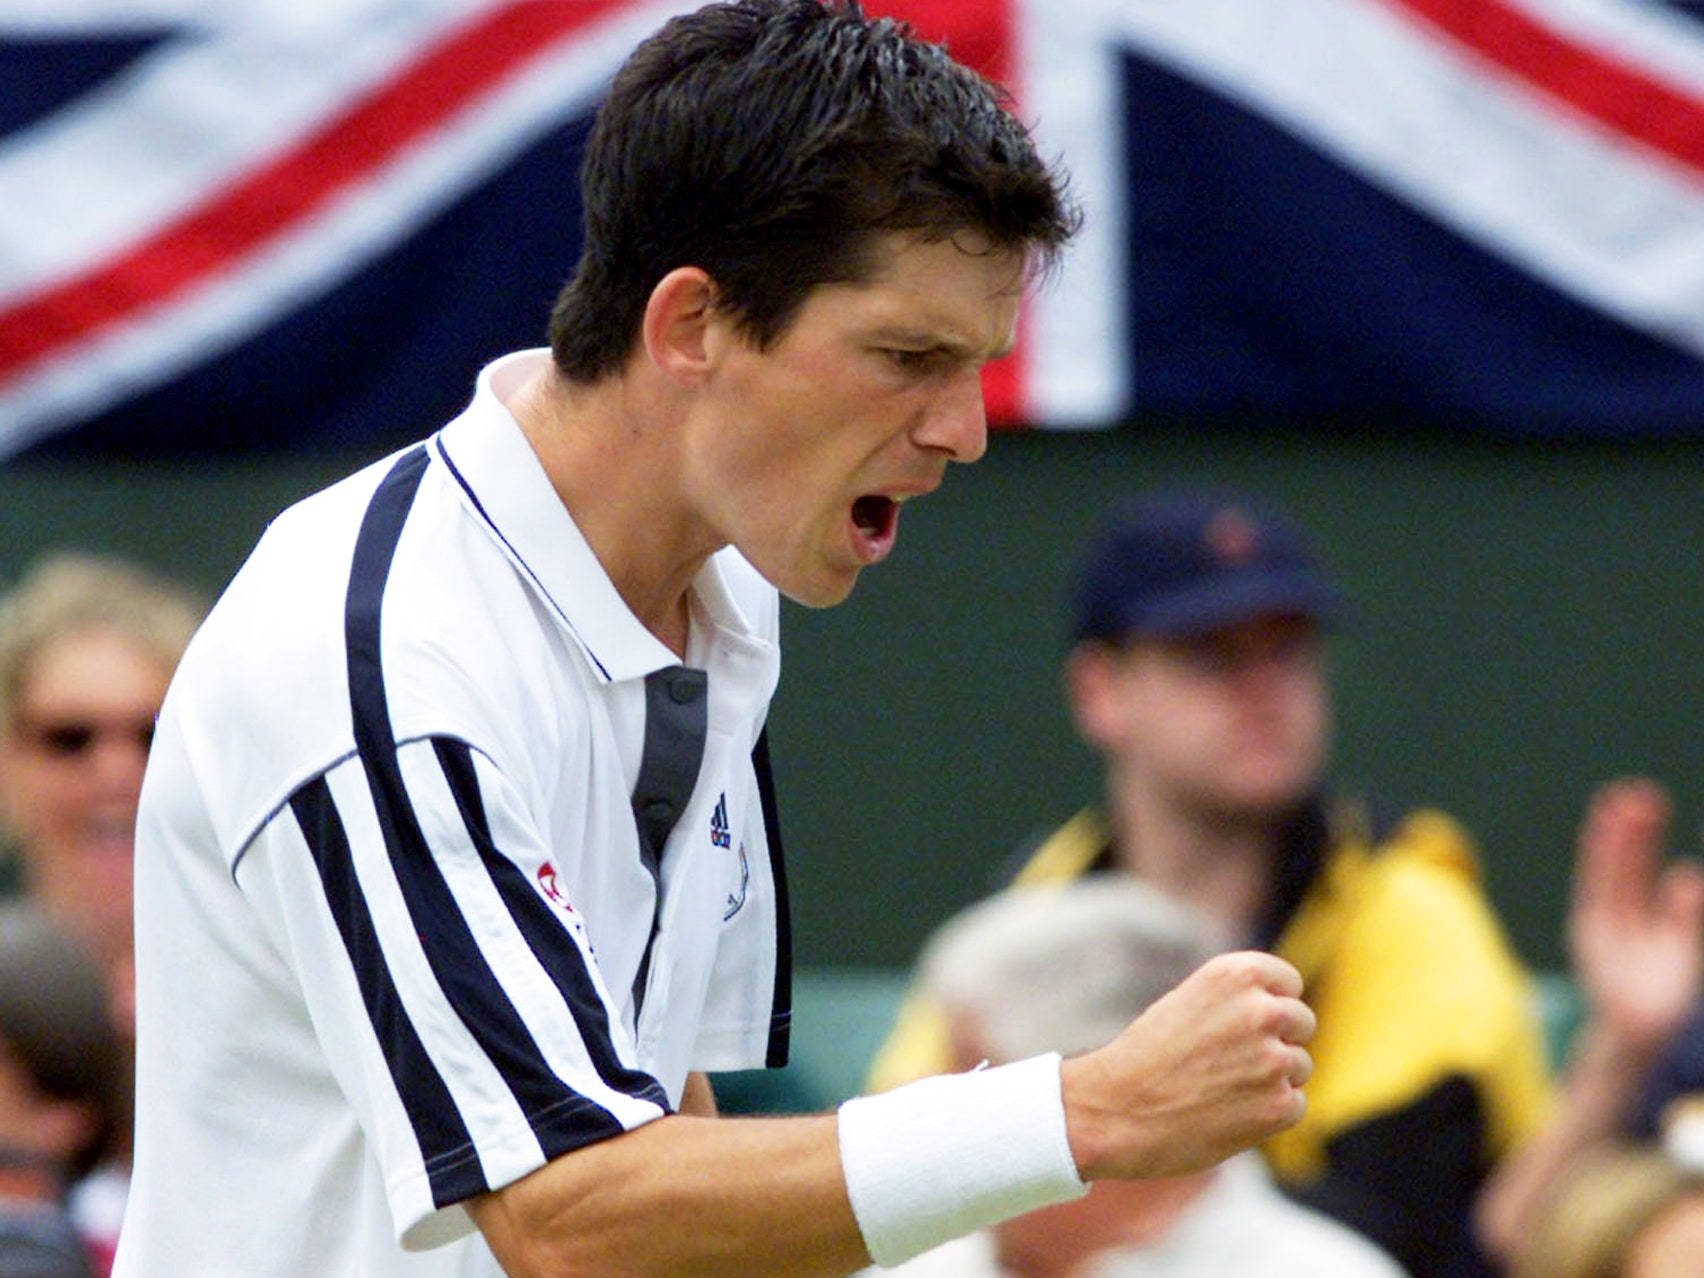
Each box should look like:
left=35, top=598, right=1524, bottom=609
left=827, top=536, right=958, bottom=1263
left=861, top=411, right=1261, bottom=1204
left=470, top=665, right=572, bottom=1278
left=235, top=735, right=669, bottom=1249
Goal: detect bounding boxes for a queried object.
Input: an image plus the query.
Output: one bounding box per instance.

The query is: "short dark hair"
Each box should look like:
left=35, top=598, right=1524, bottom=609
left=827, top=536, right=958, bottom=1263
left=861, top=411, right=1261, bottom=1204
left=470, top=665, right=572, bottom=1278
left=549, top=0, right=1079, bottom=382
left=0, top=907, right=127, bottom=1179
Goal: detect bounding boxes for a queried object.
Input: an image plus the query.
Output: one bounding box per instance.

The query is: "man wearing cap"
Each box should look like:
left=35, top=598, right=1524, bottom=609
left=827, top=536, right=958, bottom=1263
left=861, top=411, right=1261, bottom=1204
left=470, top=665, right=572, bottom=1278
left=868, top=487, right=1555, bottom=1278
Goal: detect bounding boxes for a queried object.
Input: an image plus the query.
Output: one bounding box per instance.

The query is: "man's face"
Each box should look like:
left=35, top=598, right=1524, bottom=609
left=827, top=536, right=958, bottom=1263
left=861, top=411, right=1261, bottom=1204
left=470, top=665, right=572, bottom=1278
left=682, top=231, right=1024, bottom=606
left=1076, top=614, right=1330, bottom=820
left=0, top=627, right=170, bottom=974
left=0, top=1033, right=92, bottom=1164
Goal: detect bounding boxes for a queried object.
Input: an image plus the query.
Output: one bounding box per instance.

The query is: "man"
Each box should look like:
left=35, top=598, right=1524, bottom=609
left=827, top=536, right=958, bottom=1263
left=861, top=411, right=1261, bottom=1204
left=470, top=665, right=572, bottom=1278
left=116, top=7, right=1316, bottom=1277
left=863, top=880, right=1406, bottom=1278
left=869, top=487, right=1554, bottom=1277
left=1476, top=777, right=1704, bottom=1270
left=0, top=905, right=129, bottom=1278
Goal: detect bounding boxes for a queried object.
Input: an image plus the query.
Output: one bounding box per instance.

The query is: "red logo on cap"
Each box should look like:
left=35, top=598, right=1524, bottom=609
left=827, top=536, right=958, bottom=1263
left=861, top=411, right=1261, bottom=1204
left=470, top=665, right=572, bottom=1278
left=1205, top=509, right=1259, bottom=565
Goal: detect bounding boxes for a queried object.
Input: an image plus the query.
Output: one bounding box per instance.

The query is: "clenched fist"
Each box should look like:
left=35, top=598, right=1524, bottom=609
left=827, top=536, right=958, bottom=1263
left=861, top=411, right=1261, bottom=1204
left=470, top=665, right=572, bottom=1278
left=1059, top=950, right=1315, bottom=1181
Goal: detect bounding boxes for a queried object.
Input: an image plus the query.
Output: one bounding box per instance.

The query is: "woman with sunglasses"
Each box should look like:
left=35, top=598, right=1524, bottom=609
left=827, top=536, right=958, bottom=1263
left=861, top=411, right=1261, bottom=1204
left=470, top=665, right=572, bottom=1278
left=0, top=554, right=201, bottom=1276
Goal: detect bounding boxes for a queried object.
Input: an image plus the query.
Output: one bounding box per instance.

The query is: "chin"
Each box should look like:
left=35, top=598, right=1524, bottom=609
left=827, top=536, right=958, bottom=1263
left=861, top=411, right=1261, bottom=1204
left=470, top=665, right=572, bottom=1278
left=1208, top=771, right=1312, bottom=818
left=772, top=566, right=861, bottom=609
left=1242, top=784, right=1316, bottom=819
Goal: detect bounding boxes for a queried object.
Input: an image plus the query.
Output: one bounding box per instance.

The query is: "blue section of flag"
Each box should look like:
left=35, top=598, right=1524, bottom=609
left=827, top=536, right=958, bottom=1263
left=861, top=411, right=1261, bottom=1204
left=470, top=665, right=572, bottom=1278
left=1120, top=47, right=1704, bottom=438
left=0, top=29, right=181, bottom=138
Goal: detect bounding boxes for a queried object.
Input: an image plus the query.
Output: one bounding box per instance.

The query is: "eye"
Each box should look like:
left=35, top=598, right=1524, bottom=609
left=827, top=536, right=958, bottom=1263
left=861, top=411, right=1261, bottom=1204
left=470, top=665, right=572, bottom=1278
left=881, top=347, right=942, bottom=373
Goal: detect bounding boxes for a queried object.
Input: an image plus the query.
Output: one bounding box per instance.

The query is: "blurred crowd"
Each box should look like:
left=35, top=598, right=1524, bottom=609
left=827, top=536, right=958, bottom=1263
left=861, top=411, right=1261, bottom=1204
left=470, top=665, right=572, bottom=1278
left=3, top=490, right=1703, bottom=1278
left=858, top=488, right=1704, bottom=1278
left=0, top=556, right=201, bottom=1277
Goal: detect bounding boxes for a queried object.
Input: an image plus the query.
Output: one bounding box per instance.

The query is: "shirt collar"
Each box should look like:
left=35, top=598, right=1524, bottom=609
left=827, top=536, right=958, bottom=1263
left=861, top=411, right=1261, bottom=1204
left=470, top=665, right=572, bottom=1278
left=433, top=349, right=759, bottom=684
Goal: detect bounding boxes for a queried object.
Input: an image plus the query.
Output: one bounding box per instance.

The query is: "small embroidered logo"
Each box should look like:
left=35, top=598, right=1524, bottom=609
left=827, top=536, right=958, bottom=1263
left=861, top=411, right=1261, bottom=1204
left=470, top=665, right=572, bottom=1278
left=724, top=841, right=751, bottom=921
left=710, top=793, right=732, bottom=849
left=536, top=860, right=571, bottom=911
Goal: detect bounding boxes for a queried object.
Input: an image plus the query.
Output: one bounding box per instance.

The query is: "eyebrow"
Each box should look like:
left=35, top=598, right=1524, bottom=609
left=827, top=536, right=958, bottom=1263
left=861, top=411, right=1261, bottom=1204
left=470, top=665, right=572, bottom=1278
left=869, top=326, right=1014, bottom=364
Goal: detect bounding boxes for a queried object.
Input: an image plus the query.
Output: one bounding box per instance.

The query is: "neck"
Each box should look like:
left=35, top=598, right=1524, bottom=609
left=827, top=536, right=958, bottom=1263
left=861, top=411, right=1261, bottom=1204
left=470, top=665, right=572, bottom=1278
left=506, top=364, right=715, bottom=659
left=1106, top=774, right=1279, bottom=941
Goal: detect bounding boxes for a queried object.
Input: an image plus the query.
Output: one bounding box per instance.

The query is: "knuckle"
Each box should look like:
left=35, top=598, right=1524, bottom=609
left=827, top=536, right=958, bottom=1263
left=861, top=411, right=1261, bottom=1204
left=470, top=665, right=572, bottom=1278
left=1207, top=950, right=1260, bottom=984
left=1258, top=1038, right=1293, bottom=1078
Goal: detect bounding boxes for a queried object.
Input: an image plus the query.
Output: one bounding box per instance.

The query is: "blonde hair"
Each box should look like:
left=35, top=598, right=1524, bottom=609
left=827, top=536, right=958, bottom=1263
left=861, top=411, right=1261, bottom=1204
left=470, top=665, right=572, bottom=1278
left=0, top=553, right=204, bottom=733
left=1514, top=1143, right=1704, bottom=1278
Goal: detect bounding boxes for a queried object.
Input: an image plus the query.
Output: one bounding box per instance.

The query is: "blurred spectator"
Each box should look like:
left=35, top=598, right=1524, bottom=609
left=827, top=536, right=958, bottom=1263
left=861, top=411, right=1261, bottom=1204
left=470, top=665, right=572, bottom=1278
left=0, top=554, right=202, bottom=1273
left=868, top=487, right=1552, bottom=1278
left=1477, top=778, right=1704, bottom=1271
left=1508, top=1142, right=1704, bottom=1278
left=0, top=905, right=128, bottom=1278
left=861, top=879, right=1406, bottom=1277
left=0, top=554, right=202, bottom=1035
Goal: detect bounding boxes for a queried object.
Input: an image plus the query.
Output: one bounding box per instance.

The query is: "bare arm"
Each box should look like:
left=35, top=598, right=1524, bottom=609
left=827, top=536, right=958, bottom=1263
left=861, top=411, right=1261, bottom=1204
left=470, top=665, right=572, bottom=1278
left=469, top=1111, right=864, bottom=1278
left=1476, top=778, right=1704, bottom=1262
left=468, top=949, right=1313, bottom=1278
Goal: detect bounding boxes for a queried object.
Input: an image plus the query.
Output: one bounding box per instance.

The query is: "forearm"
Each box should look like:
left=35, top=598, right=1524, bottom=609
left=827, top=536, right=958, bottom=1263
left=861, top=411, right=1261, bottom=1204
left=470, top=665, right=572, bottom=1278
left=470, top=1112, right=868, bottom=1278
left=470, top=950, right=1314, bottom=1278
left=473, top=1055, right=1089, bottom=1277
left=1475, top=1018, right=1658, bottom=1261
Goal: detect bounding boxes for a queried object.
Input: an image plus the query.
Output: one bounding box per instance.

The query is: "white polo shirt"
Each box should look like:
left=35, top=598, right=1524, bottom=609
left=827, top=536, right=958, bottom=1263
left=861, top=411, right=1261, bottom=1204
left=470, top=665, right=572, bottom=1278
left=116, top=351, right=789, bottom=1277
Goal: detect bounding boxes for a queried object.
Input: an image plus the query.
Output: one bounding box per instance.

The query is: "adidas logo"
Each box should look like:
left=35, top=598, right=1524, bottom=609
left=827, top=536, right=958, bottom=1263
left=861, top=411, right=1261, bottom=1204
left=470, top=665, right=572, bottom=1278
left=710, top=793, right=732, bottom=849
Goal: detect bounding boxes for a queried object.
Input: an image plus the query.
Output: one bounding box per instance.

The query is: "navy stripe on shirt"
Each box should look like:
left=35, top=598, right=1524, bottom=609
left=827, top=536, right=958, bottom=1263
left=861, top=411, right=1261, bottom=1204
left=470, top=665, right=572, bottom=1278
left=752, top=728, right=792, bottom=1068
left=340, top=444, right=636, bottom=1206
left=430, top=735, right=670, bottom=1126
left=287, top=776, right=487, bottom=1206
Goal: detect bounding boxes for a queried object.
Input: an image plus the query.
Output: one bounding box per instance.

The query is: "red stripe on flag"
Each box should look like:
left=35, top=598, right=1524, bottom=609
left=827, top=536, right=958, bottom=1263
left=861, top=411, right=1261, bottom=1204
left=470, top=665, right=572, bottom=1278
left=1386, top=0, right=1704, bottom=178
left=873, top=0, right=1027, bottom=426
left=0, top=0, right=629, bottom=382
left=872, top=0, right=1016, bottom=98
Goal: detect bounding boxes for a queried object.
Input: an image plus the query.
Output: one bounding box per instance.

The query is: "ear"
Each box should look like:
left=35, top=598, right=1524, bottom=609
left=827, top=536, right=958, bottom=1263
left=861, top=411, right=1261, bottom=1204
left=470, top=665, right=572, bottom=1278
left=1063, top=642, right=1126, bottom=753
left=640, top=267, right=719, bottom=385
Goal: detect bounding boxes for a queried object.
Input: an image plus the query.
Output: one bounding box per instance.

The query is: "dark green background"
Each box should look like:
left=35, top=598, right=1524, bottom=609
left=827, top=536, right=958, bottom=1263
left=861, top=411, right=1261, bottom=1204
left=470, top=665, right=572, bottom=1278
left=6, top=425, right=1702, bottom=975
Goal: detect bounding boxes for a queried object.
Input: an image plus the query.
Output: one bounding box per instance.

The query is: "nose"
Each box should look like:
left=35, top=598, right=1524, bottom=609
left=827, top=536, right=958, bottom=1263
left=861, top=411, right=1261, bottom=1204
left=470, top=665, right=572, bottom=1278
left=912, top=364, right=988, bottom=463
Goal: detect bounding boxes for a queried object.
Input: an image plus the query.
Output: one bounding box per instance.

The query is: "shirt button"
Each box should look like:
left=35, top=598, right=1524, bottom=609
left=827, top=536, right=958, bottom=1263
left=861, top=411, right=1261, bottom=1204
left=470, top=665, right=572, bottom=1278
left=668, top=676, right=701, bottom=704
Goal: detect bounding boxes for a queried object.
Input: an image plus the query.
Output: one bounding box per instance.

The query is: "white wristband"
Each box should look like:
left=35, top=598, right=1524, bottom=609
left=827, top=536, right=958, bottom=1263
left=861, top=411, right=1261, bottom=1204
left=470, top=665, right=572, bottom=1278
left=837, top=1053, right=1087, bottom=1267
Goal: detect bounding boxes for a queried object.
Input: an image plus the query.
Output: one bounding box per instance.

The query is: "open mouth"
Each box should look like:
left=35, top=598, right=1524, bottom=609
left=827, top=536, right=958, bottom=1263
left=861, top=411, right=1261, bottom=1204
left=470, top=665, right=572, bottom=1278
left=850, top=494, right=900, bottom=562
left=852, top=495, right=895, bottom=535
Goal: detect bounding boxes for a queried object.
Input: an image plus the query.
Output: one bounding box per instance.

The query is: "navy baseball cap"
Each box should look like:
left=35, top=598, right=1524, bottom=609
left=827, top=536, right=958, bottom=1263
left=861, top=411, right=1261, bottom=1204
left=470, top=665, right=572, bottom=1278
left=1069, top=488, right=1345, bottom=643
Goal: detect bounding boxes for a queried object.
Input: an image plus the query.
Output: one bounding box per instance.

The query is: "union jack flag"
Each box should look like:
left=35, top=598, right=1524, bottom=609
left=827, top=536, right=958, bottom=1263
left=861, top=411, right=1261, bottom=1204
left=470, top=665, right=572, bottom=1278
left=4, top=0, right=1704, bottom=459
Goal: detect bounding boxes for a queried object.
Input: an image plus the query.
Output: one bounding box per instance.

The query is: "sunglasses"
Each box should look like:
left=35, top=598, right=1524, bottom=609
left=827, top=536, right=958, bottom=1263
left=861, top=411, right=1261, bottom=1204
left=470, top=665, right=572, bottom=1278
left=17, top=717, right=157, bottom=758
